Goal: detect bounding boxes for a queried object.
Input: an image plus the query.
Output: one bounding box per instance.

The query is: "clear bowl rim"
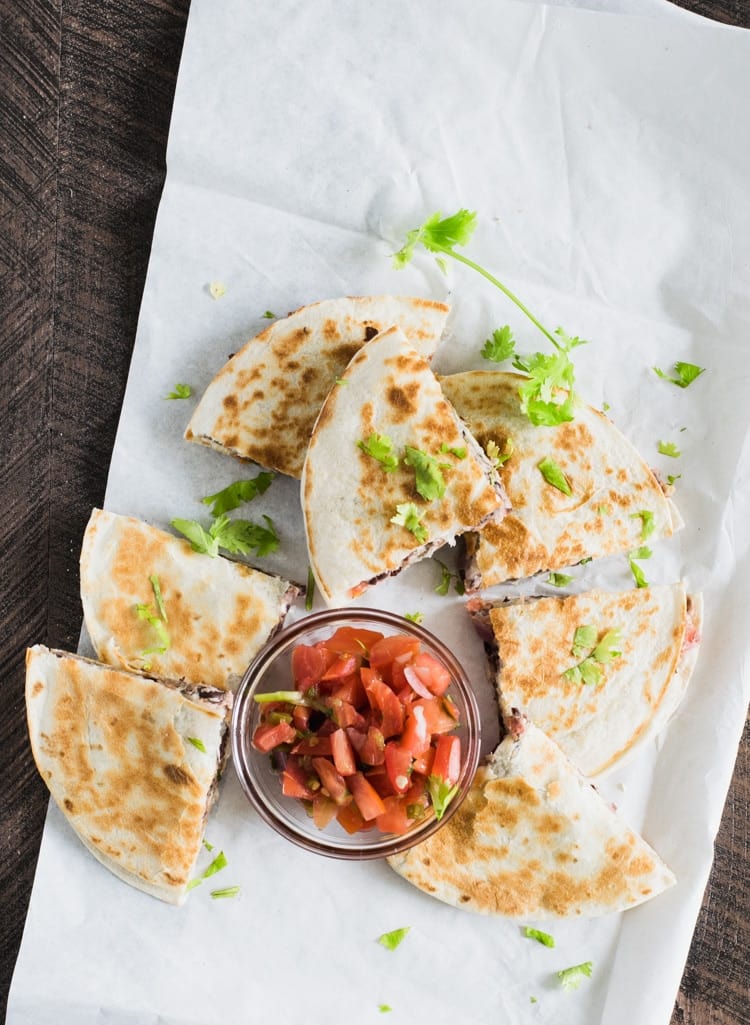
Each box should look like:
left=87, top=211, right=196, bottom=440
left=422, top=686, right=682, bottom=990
left=230, top=607, right=482, bottom=860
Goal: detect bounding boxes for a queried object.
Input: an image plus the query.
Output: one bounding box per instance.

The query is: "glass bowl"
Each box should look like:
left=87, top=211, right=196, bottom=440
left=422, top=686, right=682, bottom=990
left=231, top=608, right=481, bottom=860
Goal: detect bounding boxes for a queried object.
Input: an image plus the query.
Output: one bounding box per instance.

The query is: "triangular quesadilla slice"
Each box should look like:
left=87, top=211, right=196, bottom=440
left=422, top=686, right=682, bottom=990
left=302, top=327, right=509, bottom=607
left=468, top=584, right=702, bottom=777
left=81, top=508, right=299, bottom=689
left=186, top=295, right=450, bottom=478
left=439, top=371, right=681, bottom=588
left=388, top=715, right=675, bottom=918
left=25, top=646, right=233, bottom=905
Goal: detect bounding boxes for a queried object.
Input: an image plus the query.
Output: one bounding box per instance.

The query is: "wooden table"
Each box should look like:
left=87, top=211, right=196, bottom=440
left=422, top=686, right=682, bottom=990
left=1, top=1, right=747, bottom=1021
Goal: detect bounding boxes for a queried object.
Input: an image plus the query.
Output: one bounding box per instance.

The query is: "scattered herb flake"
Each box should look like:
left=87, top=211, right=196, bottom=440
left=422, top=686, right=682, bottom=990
left=135, top=602, right=170, bottom=655
left=378, top=927, right=410, bottom=951
left=165, top=383, right=192, bottom=400
left=404, top=612, right=423, bottom=624
left=209, top=281, right=226, bottom=300
left=149, top=574, right=168, bottom=622
left=602, top=401, right=610, bottom=412
left=440, top=442, right=467, bottom=459
left=628, top=547, right=652, bottom=589
left=391, top=503, right=428, bottom=544
left=358, top=432, right=399, bottom=472
left=547, top=572, right=573, bottom=587
left=579, top=557, right=593, bottom=565
left=571, top=624, right=597, bottom=659
left=564, top=626, right=620, bottom=686
left=427, top=774, right=459, bottom=819
left=653, top=362, right=705, bottom=388
left=658, top=440, right=681, bottom=458
left=667, top=474, right=681, bottom=486
left=202, top=472, right=275, bottom=516
left=481, top=325, right=516, bottom=363
left=434, top=559, right=465, bottom=596
left=557, top=961, right=593, bottom=991
left=523, top=926, right=555, bottom=948
left=538, top=457, right=572, bottom=496
left=630, top=509, right=655, bottom=540
left=595, top=504, right=611, bottom=516
left=187, top=737, right=207, bottom=753
left=210, top=886, right=241, bottom=899
left=306, top=566, right=315, bottom=611
left=202, top=839, right=215, bottom=852
left=486, top=438, right=513, bottom=467
left=262, top=310, right=276, bottom=319
left=378, top=1005, right=392, bottom=1014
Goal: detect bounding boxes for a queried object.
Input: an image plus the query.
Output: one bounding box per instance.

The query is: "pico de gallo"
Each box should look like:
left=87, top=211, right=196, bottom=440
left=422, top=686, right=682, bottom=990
left=252, top=626, right=463, bottom=835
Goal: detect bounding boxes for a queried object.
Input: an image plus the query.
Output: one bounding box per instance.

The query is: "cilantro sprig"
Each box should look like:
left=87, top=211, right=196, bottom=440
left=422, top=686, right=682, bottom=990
left=391, top=503, right=428, bottom=544
left=630, top=509, right=655, bottom=541
left=537, top=457, right=572, bottom=496
left=378, top=927, right=410, bottom=951
left=427, top=774, right=459, bottom=820
left=165, top=383, right=192, bottom=400
left=393, top=210, right=587, bottom=426
left=563, top=626, right=621, bottom=686
left=172, top=513, right=279, bottom=558
left=653, top=362, right=705, bottom=388
left=628, top=546, right=652, bottom=588
left=202, top=472, right=275, bottom=516
left=404, top=446, right=450, bottom=501
left=486, top=438, right=513, bottom=467
left=434, top=558, right=465, bottom=596
left=358, top=433, right=399, bottom=471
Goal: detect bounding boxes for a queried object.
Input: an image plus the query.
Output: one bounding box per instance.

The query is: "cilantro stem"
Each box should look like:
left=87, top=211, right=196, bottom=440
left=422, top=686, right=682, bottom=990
left=430, top=246, right=559, bottom=349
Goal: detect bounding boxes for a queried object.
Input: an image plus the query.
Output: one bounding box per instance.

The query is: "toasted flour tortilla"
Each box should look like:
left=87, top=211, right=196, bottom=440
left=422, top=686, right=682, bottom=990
left=302, top=327, right=509, bottom=606
left=186, top=295, right=450, bottom=478
left=80, top=508, right=298, bottom=689
left=469, top=584, right=702, bottom=777
left=388, top=716, right=675, bottom=918
left=439, top=371, right=681, bottom=588
left=25, top=646, right=232, bottom=905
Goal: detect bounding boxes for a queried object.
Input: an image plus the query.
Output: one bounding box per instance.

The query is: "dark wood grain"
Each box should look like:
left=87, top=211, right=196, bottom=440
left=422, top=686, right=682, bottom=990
left=0, top=2, right=747, bottom=1023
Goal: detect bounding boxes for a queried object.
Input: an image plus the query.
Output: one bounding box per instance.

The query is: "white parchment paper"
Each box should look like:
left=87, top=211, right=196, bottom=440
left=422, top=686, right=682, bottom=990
left=8, top=1, right=750, bottom=1023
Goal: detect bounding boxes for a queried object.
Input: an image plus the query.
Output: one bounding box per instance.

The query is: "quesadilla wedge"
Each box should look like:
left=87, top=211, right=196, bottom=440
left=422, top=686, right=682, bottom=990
left=185, top=295, right=450, bottom=478
left=388, top=715, right=675, bottom=918
left=301, top=327, right=509, bottom=607
left=468, top=584, right=702, bottom=777
left=439, top=371, right=681, bottom=588
left=80, top=508, right=298, bottom=689
left=25, top=645, right=233, bottom=905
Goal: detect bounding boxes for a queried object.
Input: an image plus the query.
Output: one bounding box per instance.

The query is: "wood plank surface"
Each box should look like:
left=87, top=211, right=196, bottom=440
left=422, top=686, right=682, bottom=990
left=0, top=2, right=747, bottom=1022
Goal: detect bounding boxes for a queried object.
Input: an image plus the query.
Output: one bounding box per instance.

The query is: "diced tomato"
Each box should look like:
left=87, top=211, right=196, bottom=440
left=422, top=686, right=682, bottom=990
left=330, top=728, right=357, bottom=776
left=281, top=758, right=318, bottom=799
left=375, top=796, right=413, bottom=835
left=292, top=704, right=311, bottom=731
left=384, top=742, right=413, bottom=794
left=321, top=654, right=360, bottom=680
left=312, top=756, right=349, bottom=803
left=413, top=697, right=459, bottom=735
left=364, top=765, right=394, bottom=798
left=291, top=734, right=333, bottom=756
left=336, top=799, right=367, bottom=834
left=363, top=677, right=404, bottom=738
left=369, top=635, right=421, bottom=684
left=432, top=734, right=461, bottom=786
left=330, top=673, right=366, bottom=707
left=407, top=651, right=452, bottom=696
left=411, top=746, right=435, bottom=777
left=312, top=794, right=339, bottom=828
left=358, top=726, right=386, bottom=766
left=323, top=626, right=384, bottom=655
left=327, top=698, right=365, bottom=730
left=291, top=644, right=327, bottom=685
left=348, top=772, right=387, bottom=821
left=252, top=720, right=297, bottom=753
left=400, top=705, right=430, bottom=757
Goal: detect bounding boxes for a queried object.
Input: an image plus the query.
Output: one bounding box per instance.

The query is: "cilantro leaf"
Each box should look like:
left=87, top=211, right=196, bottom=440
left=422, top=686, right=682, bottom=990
left=149, top=574, right=168, bottom=622
left=186, top=849, right=228, bottom=892
left=667, top=473, right=681, bottom=486
left=538, top=457, right=572, bottom=496
left=513, top=328, right=586, bottom=426
left=592, top=629, right=622, bottom=663
left=547, top=572, right=573, bottom=587
left=630, top=509, right=655, bottom=540
left=404, top=446, right=450, bottom=501
left=486, top=438, right=513, bottom=467
left=571, top=624, right=597, bottom=658
left=481, top=325, right=516, bottom=362
left=187, top=737, right=207, bottom=753
left=211, top=514, right=280, bottom=557
left=434, top=558, right=465, bottom=596
left=202, top=472, right=275, bottom=516
left=358, top=433, right=399, bottom=472
left=653, top=362, right=705, bottom=388
left=165, top=383, right=192, bottom=400
left=628, top=547, right=652, bottom=588
left=378, top=1005, right=392, bottom=1014
left=658, top=440, right=681, bottom=458
left=440, top=442, right=466, bottom=459
left=262, top=310, right=276, bottom=319
left=427, top=774, right=459, bottom=820
left=391, top=503, right=428, bottom=544
left=523, top=926, right=555, bottom=948
left=378, top=927, right=410, bottom=951
left=404, top=612, right=423, bottom=624
left=557, top=961, right=593, bottom=991
left=135, top=603, right=170, bottom=655
left=171, top=518, right=219, bottom=557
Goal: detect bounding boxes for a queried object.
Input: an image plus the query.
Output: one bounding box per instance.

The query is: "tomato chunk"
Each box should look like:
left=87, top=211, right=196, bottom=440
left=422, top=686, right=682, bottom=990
left=330, top=728, right=357, bottom=776
left=432, top=734, right=461, bottom=786
left=252, top=720, right=297, bottom=753
left=348, top=772, right=387, bottom=821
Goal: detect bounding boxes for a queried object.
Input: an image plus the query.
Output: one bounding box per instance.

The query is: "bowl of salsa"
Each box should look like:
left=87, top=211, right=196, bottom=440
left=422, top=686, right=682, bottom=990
left=231, top=608, right=481, bottom=859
